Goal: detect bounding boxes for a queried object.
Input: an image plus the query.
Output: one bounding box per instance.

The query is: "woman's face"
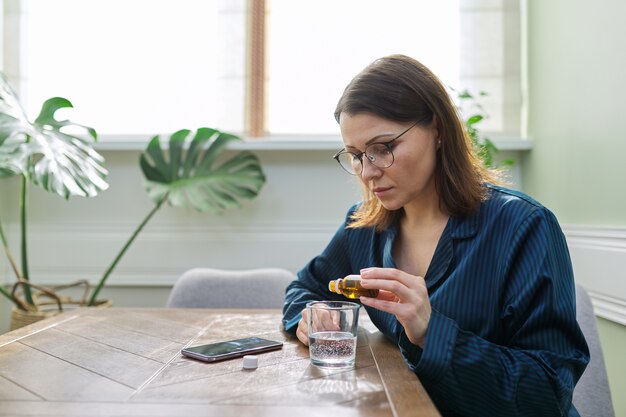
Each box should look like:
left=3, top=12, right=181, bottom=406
left=339, top=112, right=439, bottom=212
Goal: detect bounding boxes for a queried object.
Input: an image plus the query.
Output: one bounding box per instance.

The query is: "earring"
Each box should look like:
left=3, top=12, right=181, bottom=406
left=437, top=139, right=442, bottom=148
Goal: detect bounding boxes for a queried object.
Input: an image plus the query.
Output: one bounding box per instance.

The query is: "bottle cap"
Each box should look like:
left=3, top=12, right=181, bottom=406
left=242, top=355, right=258, bottom=370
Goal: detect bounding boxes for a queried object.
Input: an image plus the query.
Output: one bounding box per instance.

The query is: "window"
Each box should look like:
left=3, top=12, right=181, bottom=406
left=12, top=0, right=243, bottom=136
left=3, top=0, right=523, bottom=140
left=267, top=0, right=459, bottom=135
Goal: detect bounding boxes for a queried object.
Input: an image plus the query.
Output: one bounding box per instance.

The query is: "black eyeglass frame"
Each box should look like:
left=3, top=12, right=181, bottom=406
left=332, top=121, right=419, bottom=175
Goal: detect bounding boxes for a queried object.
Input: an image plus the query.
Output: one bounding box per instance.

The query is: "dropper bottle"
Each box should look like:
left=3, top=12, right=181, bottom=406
left=328, top=274, right=379, bottom=299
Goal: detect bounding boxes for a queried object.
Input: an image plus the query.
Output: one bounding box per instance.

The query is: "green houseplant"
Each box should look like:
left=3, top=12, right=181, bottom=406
left=86, top=127, right=266, bottom=306
left=453, top=88, right=514, bottom=169
left=0, top=73, right=266, bottom=326
left=0, top=72, right=109, bottom=317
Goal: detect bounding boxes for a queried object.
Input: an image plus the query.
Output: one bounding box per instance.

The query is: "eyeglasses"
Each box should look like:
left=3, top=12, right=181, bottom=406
left=333, top=122, right=418, bottom=175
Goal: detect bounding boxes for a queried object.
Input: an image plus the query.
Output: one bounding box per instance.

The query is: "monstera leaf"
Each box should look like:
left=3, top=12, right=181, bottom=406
left=88, top=128, right=266, bottom=306
left=0, top=133, right=27, bottom=178
left=139, top=128, right=266, bottom=213
left=0, top=75, right=31, bottom=177
left=0, top=73, right=108, bottom=197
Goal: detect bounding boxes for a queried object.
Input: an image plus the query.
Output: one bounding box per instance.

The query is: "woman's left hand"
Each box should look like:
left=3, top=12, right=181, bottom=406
left=359, top=267, right=431, bottom=348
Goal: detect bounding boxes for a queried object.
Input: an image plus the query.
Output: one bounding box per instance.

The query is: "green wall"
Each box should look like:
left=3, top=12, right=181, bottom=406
left=524, top=0, right=626, bottom=224
left=597, top=318, right=626, bottom=415
left=524, top=1, right=626, bottom=416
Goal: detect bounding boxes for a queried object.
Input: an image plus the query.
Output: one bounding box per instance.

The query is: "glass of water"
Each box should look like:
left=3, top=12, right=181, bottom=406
left=307, top=300, right=360, bottom=369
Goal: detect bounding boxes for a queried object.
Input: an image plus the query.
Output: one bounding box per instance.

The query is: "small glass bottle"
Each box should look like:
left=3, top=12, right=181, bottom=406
left=328, top=274, right=379, bottom=299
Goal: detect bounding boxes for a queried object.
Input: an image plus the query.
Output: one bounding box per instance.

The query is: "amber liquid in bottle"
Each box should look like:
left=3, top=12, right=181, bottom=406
left=328, top=275, right=379, bottom=299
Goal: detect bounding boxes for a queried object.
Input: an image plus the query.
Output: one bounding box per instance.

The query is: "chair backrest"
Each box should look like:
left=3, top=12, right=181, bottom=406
left=166, top=267, right=296, bottom=309
left=572, top=284, right=615, bottom=417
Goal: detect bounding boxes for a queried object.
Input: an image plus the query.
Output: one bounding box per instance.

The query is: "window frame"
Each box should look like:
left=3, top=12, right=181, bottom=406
left=1, top=0, right=529, bottom=150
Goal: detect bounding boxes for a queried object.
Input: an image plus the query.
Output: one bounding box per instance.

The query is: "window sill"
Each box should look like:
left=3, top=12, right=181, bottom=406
left=94, top=134, right=343, bottom=151
left=94, top=134, right=533, bottom=152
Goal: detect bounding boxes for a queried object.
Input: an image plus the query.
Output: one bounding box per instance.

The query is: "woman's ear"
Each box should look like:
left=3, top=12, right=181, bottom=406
left=430, top=114, right=440, bottom=143
left=430, top=115, right=442, bottom=149
left=430, top=114, right=439, bottom=136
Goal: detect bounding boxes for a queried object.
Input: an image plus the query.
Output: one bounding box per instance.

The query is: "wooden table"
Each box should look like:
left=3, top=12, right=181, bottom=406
left=0, top=308, right=441, bottom=417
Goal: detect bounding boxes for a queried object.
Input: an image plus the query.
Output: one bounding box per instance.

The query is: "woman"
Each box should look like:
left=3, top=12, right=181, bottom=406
left=281, top=55, right=589, bottom=417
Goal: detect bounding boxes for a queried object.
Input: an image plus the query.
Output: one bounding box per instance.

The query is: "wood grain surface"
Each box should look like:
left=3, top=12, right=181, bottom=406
left=0, top=308, right=441, bottom=417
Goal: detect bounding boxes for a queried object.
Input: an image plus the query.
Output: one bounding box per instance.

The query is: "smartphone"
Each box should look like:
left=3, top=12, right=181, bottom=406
left=181, top=336, right=283, bottom=362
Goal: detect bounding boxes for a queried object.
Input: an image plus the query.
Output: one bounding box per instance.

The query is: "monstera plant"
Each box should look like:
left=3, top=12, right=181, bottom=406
left=87, top=128, right=266, bottom=305
left=0, top=72, right=266, bottom=318
left=0, top=72, right=108, bottom=312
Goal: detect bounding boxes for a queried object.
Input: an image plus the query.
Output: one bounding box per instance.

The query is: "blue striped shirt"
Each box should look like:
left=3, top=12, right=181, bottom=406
left=282, top=184, right=589, bottom=417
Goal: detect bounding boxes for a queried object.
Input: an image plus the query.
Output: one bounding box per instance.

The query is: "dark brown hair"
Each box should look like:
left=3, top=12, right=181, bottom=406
left=334, top=54, right=500, bottom=230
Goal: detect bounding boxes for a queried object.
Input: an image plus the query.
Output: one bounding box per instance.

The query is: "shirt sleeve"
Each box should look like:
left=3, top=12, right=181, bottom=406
left=398, top=207, right=590, bottom=417
left=282, top=207, right=357, bottom=334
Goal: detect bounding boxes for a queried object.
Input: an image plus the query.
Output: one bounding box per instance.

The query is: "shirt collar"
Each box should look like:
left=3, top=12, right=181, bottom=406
left=381, top=208, right=479, bottom=289
left=448, top=207, right=480, bottom=239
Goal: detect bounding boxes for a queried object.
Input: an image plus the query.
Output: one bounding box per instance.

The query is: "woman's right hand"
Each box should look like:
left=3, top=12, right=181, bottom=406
left=296, top=305, right=341, bottom=346
left=296, top=308, right=310, bottom=346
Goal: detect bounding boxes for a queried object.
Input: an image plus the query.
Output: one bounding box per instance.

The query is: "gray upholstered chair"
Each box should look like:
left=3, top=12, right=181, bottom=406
left=166, top=267, right=296, bottom=309
left=572, top=284, right=615, bottom=417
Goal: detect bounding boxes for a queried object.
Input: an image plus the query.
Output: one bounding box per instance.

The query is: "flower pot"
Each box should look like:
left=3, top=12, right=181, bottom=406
left=10, top=298, right=113, bottom=331
left=8, top=279, right=113, bottom=331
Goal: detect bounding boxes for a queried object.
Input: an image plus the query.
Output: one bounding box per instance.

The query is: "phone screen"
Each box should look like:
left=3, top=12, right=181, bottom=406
left=181, top=337, right=283, bottom=362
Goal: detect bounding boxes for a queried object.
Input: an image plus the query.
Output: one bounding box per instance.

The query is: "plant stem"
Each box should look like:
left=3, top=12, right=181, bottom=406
left=19, top=176, right=34, bottom=306
left=0, top=273, right=30, bottom=311
left=87, top=197, right=166, bottom=306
